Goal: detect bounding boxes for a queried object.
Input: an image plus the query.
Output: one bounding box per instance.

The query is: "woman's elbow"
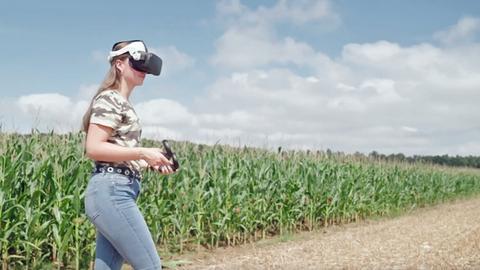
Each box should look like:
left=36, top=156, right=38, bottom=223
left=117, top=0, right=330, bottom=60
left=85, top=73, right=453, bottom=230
left=85, top=143, right=99, bottom=160
left=85, top=148, right=96, bottom=160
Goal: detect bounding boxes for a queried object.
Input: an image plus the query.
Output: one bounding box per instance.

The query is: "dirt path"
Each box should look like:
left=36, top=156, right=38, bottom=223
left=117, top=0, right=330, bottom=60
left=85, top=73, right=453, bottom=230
left=168, top=197, right=480, bottom=270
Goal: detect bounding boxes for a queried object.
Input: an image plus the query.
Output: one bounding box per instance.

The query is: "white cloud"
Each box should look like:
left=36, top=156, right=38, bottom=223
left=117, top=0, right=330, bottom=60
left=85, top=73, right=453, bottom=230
left=135, top=99, right=195, bottom=126
left=216, top=0, right=338, bottom=26
left=198, top=110, right=253, bottom=129
left=211, top=26, right=317, bottom=69
left=16, top=93, right=83, bottom=133
left=18, top=93, right=73, bottom=121
left=212, top=0, right=339, bottom=70
left=0, top=97, right=26, bottom=132
left=199, top=128, right=243, bottom=138
left=456, top=141, right=480, bottom=156
left=359, top=79, right=404, bottom=103
left=216, top=0, right=247, bottom=16
left=342, top=41, right=403, bottom=64
left=77, top=84, right=99, bottom=100
left=141, top=125, right=184, bottom=141
left=202, top=14, right=480, bottom=155
left=257, top=0, right=335, bottom=25
left=434, top=16, right=480, bottom=45
left=402, top=126, right=418, bottom=133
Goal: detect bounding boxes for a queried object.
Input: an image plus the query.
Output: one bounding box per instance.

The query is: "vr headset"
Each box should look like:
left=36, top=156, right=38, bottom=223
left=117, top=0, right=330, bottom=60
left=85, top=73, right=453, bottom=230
left=108, top=40, right=162, bottom=76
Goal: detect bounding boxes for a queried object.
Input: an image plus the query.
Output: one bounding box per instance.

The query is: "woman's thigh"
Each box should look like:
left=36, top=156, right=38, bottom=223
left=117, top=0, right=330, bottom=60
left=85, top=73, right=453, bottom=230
left=85, top=173, right=161, bottom=269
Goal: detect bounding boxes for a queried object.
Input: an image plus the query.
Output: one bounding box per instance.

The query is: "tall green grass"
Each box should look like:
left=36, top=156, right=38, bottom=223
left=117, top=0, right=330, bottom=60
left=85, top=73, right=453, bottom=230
left=1, top=131, right=480, bottom=269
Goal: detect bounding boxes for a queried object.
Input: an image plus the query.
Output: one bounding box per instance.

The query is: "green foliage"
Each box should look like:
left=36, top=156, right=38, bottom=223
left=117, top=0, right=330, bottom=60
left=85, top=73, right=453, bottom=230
left=1, top=131, right=480, bottom=268
left=364, top=150, right=480, bottom=168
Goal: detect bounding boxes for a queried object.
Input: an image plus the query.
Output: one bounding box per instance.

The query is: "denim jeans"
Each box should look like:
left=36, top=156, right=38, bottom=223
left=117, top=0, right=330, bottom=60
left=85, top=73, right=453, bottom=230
left=84, top=172, right=162, bottom=270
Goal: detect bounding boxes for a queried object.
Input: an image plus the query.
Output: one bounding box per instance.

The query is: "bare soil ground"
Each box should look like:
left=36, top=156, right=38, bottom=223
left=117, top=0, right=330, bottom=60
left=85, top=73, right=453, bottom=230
left=160, top=197, right=480, bottom=270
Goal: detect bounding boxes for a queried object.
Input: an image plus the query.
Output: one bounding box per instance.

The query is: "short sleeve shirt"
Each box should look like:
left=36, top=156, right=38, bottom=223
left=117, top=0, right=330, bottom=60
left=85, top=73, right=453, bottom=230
left=89, top=89, right=147, bottom=174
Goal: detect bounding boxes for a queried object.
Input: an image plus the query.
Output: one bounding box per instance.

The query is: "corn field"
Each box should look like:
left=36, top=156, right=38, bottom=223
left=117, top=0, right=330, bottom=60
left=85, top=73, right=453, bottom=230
left=1, top=131, right=480, bottom=269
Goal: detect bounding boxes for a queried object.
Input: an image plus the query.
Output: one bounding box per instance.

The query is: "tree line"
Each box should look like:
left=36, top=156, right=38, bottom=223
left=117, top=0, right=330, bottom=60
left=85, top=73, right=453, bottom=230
left=365, top=151, right=480, bottom=168
left=277, top=147, right=480, bottom=169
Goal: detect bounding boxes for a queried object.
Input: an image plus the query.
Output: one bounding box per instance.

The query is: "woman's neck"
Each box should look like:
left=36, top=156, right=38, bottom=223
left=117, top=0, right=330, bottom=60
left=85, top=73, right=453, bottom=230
left=118, top=78, right=134, bottom=100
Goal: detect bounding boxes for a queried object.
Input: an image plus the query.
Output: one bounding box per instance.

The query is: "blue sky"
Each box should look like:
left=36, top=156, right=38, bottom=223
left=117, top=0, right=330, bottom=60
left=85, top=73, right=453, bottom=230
left=1, top=1, right=480, bottom=155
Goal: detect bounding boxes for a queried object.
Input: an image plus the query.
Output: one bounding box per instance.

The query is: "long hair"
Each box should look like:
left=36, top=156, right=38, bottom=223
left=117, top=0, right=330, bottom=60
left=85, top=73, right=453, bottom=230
left=81, top=41, right=131, bottom=134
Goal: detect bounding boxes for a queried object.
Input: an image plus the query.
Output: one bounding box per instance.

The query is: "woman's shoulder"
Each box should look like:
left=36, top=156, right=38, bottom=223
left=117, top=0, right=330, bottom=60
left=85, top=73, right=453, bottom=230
left=95, top=89, right=119, bottom=99
left=93, top=90, right=127, bottom=110
left=95, top=90, right=136, bottom=115
left=98, top=90, right=132, bottom=105
left=95, top=90, right=126, bottom=104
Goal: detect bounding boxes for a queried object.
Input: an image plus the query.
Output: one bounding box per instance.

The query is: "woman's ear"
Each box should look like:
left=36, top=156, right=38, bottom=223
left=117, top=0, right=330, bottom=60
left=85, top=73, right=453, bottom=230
left=115, top=59, right=125, bottom=74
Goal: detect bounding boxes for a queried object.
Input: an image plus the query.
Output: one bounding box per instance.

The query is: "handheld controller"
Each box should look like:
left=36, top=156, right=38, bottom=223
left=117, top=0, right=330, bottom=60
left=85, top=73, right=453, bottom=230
left=161, top=140, right=180, bottom=172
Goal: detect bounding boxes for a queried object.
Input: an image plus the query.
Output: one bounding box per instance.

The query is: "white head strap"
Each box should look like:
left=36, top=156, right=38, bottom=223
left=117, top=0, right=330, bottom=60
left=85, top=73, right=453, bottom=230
left=108, top=41, right=147, bottom=62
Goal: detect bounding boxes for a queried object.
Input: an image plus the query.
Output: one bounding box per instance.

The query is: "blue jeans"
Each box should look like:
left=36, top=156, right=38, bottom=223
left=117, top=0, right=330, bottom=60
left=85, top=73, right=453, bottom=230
left=84, top=172, right=162, bottom=270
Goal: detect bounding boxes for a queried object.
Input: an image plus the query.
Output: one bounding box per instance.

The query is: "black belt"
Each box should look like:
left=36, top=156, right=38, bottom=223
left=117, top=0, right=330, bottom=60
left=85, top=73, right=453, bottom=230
left=92, top=164, right=141, bottom=180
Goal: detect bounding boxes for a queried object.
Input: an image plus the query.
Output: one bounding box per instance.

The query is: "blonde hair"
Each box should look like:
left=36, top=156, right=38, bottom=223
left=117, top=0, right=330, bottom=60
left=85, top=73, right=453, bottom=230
left=81, top=41, right=131, bottom=134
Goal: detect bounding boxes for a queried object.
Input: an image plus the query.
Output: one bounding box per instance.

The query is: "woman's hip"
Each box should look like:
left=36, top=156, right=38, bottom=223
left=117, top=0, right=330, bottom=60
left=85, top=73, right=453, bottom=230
left=84, top=172, right=141, bottom=222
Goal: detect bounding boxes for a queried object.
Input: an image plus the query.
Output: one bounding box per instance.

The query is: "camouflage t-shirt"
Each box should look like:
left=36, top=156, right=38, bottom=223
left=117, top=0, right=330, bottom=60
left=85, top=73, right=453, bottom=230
left=89, top=89, right=147, bottom=175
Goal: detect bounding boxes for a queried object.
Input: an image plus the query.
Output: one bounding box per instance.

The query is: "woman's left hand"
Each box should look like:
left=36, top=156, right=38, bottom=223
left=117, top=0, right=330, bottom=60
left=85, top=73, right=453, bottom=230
left=151, top=164, right=175, bottom=175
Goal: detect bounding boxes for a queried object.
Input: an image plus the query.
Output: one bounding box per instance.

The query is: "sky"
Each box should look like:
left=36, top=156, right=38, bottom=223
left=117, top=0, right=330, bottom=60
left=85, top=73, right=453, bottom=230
left=1, top=0, right=480, bottom=156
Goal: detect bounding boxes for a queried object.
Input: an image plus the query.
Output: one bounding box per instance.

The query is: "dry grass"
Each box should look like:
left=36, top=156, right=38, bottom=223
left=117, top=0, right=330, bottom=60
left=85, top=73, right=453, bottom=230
left=161, top=196, right=480, bottom=270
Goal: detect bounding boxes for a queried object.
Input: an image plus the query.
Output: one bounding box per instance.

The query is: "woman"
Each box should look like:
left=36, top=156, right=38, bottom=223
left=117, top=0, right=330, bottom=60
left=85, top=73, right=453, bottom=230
left=82, top=40, right=173, bottom=270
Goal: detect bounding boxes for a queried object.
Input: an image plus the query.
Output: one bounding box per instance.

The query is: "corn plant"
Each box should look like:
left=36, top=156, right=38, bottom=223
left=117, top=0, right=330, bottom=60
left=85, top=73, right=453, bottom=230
left=1, top=131, right=480, bottom=268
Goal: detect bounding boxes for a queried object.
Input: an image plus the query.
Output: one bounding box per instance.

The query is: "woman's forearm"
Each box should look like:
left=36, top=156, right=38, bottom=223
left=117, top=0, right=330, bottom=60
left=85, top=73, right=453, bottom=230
left=86, top=142, right=145, bottom=162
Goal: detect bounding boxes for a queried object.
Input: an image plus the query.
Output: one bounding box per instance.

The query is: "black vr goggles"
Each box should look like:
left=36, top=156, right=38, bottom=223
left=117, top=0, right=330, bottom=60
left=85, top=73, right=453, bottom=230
left=108, top=40, right=162, bottom=76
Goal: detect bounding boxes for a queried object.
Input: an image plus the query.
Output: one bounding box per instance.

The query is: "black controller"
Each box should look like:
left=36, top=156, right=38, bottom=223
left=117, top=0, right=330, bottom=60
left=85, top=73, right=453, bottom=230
left=161, top=140, right=180, bottom=172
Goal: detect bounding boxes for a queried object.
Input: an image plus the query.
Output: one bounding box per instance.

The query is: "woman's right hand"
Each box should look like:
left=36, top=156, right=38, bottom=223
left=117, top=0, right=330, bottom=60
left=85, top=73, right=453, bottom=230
left=139, top=147, right=174, bottom=174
